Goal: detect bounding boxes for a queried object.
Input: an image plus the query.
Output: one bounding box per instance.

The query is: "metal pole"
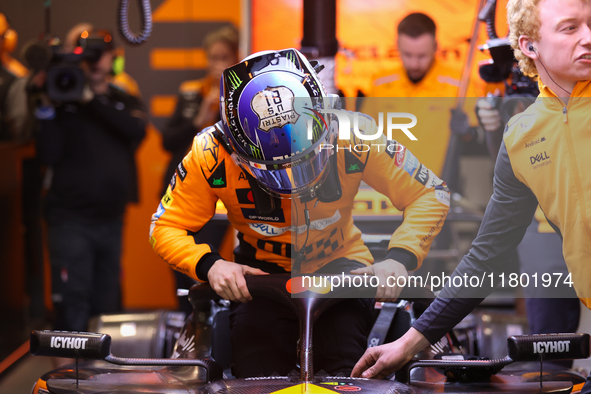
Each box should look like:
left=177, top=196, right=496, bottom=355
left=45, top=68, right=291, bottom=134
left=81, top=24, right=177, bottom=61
left=300, top=0, right=339, bottom=94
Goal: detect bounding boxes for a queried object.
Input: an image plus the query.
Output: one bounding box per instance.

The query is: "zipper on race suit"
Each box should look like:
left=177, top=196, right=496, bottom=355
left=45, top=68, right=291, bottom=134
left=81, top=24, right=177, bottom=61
left=563, top=107, right=568, bottom=123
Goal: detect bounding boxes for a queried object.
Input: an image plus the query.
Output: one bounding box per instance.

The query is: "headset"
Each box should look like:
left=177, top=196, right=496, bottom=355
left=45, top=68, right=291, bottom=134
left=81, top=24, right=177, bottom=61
left=0, top=12, right=18, bottom=54
left=528, top=43, right=572, bottom=96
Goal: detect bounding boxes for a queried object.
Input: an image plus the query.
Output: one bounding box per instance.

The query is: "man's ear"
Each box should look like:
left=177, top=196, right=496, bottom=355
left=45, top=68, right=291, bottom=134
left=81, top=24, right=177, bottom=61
left=518, top=35, right=537, bottom=59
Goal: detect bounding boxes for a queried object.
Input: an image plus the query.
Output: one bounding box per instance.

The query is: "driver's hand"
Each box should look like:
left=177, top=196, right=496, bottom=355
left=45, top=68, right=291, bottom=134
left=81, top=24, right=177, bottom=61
left=351, top=327, right=429, bottom=379
left=476, top=99, right=502, bottom=132
left=207, top=259, right=269, bottom=303
left=350, top=259, right=408, bottom=302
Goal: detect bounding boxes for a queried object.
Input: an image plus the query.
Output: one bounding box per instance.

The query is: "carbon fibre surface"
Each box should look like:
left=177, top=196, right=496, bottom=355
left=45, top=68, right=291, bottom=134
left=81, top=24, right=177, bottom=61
left=196, top=376, right=412, bottom=393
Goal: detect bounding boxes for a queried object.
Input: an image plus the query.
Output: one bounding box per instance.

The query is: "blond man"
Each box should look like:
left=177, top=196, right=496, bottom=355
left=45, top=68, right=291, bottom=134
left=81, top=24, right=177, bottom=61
left=352, top=0, right=591, bottom=390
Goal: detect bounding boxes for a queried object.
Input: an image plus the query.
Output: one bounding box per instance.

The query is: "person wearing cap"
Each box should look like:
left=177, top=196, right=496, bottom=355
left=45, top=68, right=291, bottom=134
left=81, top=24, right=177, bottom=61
left=150, top=48, right=450, bottom=377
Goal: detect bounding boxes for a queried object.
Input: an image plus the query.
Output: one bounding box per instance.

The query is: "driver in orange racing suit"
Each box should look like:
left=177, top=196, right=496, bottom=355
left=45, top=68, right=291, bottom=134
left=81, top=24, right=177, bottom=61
left=149, top=49, right=450, bottom=378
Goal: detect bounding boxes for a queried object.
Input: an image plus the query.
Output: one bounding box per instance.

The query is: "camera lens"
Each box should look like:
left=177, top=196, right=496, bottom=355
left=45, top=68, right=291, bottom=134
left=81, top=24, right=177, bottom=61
left=47, top=64, right=86, bottom=102
left=55, top=71, right=78, bottom=92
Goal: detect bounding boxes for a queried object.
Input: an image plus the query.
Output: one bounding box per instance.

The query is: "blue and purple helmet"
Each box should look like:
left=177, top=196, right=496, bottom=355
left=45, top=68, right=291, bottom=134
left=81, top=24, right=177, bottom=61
left=220, top=48, right=337, bottom=198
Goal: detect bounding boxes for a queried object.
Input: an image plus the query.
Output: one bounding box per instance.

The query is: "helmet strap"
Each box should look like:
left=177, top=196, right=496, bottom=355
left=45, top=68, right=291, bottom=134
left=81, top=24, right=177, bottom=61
left=212, top=122, right=233, bottom=154
left=314, top=150, right=342, bottom=203
left=244, top=171, right=281, bottom=217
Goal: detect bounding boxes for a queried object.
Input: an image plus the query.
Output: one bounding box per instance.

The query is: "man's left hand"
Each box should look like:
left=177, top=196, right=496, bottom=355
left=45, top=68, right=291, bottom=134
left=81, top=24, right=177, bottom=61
left=449, top=108, right=472, bottom=138
left=350, top=259, right=408, bottom=302
left=351, top=327, right=429, bottom=379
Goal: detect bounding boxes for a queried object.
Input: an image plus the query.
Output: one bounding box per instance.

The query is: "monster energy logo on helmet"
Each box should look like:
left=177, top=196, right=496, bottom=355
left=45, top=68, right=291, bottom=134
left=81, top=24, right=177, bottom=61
left=250, top=146, right=264, bottom=160
left=286, top=51, right=297, bottom=66
left=228, top=70, right=243, bottom=90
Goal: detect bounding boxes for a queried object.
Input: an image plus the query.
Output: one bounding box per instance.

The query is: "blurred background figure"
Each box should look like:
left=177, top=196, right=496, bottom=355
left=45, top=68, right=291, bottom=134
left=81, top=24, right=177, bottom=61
left=363, top=13, right=484, bottom=191
left=63, top=22, right=142, bottom=98
left=362, top=12, right=485, bottom=276
left=32, top=28, right=147, bottom=331
left=0, top=12, right=28, bottom=141
left=160, top=25, right=239, bottom=314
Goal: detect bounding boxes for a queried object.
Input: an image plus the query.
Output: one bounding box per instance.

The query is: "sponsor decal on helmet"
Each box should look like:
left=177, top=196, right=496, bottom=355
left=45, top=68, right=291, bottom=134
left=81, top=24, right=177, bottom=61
left=251, top=86, right=300, bottom=132
left=228, top=70, right=243, bottom=90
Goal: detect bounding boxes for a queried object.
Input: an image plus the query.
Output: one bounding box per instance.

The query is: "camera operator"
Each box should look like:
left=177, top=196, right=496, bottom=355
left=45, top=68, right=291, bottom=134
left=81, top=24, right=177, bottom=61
left=63, top=23, right=141, bottom=98
left=33, top=30, right=147, bottom=331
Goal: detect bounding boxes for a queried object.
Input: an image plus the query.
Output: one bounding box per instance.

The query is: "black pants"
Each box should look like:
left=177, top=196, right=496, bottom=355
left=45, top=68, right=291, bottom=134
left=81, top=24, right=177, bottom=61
left=48, top=216, right=123, bottom=331
left=582, top=376, right=591, bottom=394
left=230, top=296, right=373, bottom=378
left=229, top=258, right=373, bottom=378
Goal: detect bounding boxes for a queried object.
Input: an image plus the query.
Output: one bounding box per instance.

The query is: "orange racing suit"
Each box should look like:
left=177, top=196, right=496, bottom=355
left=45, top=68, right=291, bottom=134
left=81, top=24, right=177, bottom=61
left=149, top=113, right=450, bottom=281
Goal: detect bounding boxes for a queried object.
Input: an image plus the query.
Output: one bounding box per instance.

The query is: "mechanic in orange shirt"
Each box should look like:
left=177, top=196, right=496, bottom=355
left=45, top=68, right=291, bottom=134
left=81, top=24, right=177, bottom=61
left=364, top=13, right=484, bottom=188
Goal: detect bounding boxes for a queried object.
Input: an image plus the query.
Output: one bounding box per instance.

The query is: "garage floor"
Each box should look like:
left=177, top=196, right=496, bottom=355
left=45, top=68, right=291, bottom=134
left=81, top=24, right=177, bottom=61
left=0, top=352, right=56, bottom=393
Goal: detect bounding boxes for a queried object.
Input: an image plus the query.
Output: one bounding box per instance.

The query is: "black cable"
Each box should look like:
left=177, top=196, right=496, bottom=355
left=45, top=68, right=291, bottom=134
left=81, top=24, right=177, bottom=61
left=118, top=0, right=152, bottom=45
left=532, top=47, right=572, bottom=96
left=292, top=201, right=311, bottom=274
left=301, top=202, right=310, bottom=257
left=485, top=0, right=498, bottom=39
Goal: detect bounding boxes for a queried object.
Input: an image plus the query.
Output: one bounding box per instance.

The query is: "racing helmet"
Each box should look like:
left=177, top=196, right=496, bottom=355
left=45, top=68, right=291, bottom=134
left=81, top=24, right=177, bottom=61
left=220, top=48, right=337, bottom=198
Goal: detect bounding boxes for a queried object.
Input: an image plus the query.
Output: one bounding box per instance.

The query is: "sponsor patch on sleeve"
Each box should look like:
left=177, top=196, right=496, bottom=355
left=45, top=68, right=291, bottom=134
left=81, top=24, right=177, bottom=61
left=162, top=186, right=174, bottom=208
left=394, top=145, right=406, bottom=168
left=169, top=173, right=177, bottom=191
left=177, top=162, right=188, bottom=182
left=154, top=202, right=166, bottom=219
left=201, top=132, right=221, bottom=172
left=428, top=172, right=445, bottom=188
left=414, top=164, right=429, bottom=185
left=385, top=139, right=399, bottom=159
left=435, top=186, right=450, bottom=207
left=206, top=160, right=227, bottom=188
left=403, top=151, right=418, bottom=177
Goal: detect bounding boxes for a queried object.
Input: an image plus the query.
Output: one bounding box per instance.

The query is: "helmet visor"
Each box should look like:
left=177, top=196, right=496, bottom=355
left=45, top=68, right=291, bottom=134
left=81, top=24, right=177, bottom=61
left=232, top=127, right=334, bottom=198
